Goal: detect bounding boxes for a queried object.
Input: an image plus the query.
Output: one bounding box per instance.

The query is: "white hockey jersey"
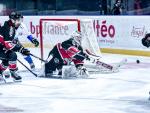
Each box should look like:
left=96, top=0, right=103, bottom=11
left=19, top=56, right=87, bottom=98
left=15, top=23, right=31, bottom=41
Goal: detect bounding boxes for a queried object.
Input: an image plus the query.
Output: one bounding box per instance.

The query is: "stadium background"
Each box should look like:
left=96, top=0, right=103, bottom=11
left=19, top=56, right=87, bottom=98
left=0, top=0, right=149, bottom=15
left=0, top=0, right=150, bottom=57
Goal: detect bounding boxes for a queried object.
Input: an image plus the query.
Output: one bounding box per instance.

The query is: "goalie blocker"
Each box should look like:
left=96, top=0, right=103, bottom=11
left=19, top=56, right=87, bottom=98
left=44, top=31, right=89, bottom=78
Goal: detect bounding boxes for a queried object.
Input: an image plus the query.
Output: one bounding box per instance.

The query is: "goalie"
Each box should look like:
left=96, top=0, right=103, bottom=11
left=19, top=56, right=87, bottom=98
left=44, top=31, right=90, bottom=78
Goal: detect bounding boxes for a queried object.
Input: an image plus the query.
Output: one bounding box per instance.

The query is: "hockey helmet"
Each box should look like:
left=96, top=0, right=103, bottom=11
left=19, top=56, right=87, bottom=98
left=71, top=31, right=82, bottom=45
left=9, top=11, right=22, bottom=20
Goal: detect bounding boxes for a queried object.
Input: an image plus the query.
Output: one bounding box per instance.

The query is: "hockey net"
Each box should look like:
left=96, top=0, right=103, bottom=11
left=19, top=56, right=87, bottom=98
left=39, top=18, right=102, bottom=60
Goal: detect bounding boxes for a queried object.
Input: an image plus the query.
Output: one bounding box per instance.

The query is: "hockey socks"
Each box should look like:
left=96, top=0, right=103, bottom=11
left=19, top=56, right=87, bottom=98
left=24, top=55, right=35, bottom=69
left=24, top=55, right=33, bottom=64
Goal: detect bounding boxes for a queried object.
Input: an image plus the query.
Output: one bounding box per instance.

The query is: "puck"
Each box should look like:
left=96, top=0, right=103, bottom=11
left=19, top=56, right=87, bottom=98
left=136, top=60, right=140, bottom=64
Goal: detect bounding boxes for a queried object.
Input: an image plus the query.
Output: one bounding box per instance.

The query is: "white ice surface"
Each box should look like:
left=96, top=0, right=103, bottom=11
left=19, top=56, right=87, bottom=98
left=0, top=53, right=150, bottom=113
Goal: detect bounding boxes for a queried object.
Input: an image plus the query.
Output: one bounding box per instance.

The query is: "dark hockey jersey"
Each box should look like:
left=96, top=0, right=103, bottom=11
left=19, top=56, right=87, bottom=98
left=0, top=20, right=16, bottom=41
left=58, top=38, right=87, bottom=61
left=0, top=20, right=22, bottom=52
left=61, top=38, right=83, bottom=51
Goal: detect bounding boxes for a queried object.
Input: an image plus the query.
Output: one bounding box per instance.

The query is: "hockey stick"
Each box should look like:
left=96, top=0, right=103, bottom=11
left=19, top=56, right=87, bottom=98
left=69, top=49, right=127, bottom=70
left=29, top=53, right=47, bottom=63
left=87, top=56, right=117, bottom=70
left=17, top=59, right=38, bottom=77
left=69, top=50, right=114, bottom=70
left=90, top=57, right=127, bottom=70
left=0, top=56, right=38, bottom=77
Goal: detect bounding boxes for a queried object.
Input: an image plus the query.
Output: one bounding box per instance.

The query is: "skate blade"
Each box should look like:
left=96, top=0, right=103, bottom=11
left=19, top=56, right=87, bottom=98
left=13, top=79, right=22, bottom=82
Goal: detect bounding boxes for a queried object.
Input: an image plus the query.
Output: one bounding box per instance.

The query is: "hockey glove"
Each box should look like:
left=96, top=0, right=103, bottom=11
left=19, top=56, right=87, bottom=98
left=31, top=38, right=39, bottom=47
left=20, top=48, right=30, bottom=56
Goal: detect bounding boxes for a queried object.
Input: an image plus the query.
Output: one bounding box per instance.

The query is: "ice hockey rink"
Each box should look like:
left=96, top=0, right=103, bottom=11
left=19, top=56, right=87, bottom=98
left=0, top=52, right=150, bottom=113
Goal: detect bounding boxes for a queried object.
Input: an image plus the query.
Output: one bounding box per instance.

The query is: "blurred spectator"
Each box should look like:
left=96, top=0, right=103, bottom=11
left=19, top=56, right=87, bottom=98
left=98, top=0, right=107, bottom=15
left=134, top=0, right=142, bottom=15
left=112, top=0, right=123, bottom=15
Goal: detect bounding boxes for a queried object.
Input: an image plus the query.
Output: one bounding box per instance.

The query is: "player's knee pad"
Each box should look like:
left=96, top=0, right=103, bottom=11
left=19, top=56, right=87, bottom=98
left=0, top=63, right=8, bottom=72
left=8, top=61, right=18, bottom=71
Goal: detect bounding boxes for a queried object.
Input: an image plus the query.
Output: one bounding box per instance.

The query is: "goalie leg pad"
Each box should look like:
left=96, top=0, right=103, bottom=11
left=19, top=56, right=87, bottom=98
left=61, top=65, right=89, bottom=79
left=62, top=65, right=78, bottom=79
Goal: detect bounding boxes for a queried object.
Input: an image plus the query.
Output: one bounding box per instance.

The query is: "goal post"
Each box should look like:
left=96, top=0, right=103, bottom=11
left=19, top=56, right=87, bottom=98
left=39, top=18, right=101, bottom=60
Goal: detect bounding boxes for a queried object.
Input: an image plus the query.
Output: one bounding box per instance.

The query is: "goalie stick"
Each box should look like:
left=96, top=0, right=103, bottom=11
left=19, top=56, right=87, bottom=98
left=91, top=57, right=127, bottom=71
left=68, top=49, right=127, bottom=71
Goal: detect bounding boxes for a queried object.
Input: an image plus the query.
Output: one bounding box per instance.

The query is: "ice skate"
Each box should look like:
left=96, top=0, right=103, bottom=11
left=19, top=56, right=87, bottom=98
left=10, top=71, right=22, bottom=82
left=30, top=63, right=35, bottom=70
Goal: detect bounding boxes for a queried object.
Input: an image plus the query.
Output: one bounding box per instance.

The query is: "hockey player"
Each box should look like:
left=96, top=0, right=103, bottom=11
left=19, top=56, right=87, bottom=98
left=0, top=11, right=30, bottom=81
left=15, top=14, right=39, bottom=69
left=44, top=31, right=90, bottom=78
left=142, top=33, right=150, bottom=48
